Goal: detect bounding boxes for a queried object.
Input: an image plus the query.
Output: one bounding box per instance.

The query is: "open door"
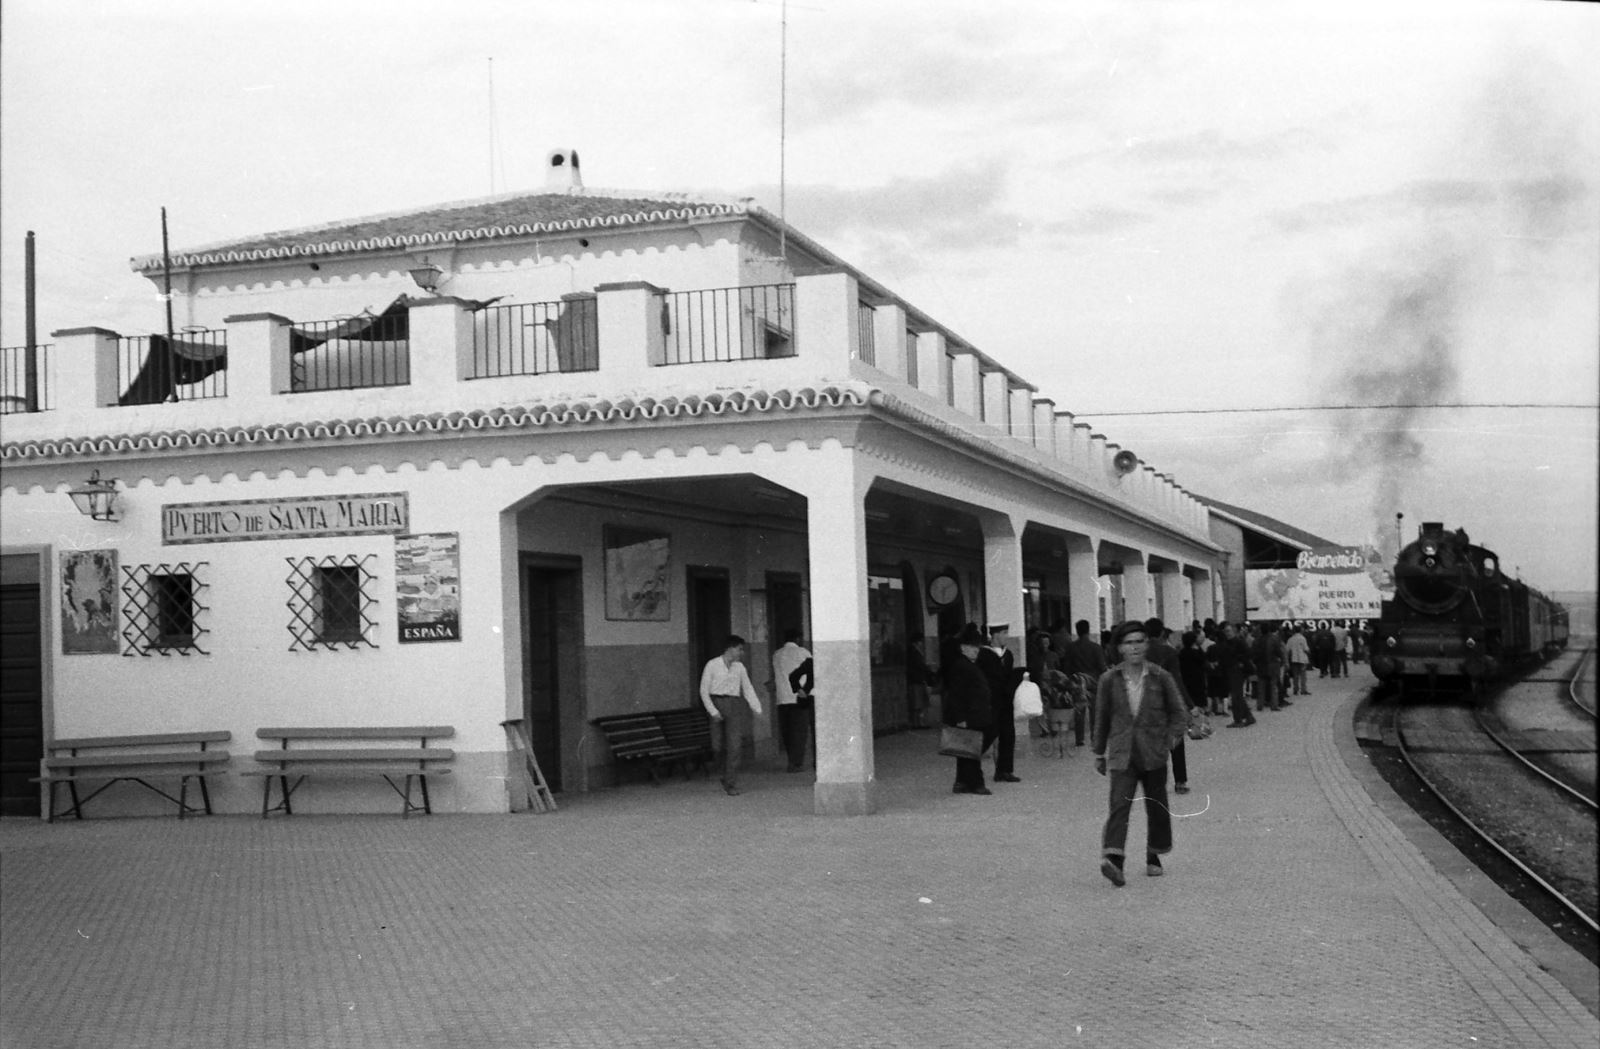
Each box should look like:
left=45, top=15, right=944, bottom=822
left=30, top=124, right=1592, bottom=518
left=523, top=560, right=582, bottom=793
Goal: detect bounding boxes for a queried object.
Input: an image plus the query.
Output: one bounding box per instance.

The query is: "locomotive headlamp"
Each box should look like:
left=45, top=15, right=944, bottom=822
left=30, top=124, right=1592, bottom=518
left=1422, top=543, right=1438, bottom=557
left=1465, top=638, right=1477, bottom=650
left=1481, top=558, right=1497, bottom=578
left=1385, top=636, right=1397, bottom=649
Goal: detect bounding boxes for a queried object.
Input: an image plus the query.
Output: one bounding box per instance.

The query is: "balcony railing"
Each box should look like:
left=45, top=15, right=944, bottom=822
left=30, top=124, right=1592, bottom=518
left=0, top=343, right=53, bottom=413
left=290, top=311, right=408, bottom=393
left=661, top=283, right=795, bottom=365
left=855, top=302, right=876, bottom=366
left=117, top=330, right=228, bottom=405
left=470, top=295, right=598, bottom=378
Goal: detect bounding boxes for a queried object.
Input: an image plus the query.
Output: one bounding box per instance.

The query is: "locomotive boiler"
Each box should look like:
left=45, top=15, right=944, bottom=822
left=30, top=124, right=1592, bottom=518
left=1368, top=521, right=1566, bottom=691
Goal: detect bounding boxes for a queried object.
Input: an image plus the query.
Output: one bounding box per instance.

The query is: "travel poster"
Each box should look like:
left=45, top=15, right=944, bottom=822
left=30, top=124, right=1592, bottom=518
left=396, top=533, right=461, bottom=643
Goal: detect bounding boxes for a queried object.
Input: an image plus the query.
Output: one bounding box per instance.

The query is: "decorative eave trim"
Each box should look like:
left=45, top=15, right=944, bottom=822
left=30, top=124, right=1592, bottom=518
left=130, top=200, right=748, bottom=272
left=865, top=390, right=1221, bottom=554
left=0, top=385, right=873, bottom=463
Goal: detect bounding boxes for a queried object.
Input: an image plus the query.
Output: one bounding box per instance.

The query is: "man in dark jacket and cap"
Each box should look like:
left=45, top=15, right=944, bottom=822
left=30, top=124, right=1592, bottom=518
left=943, top=624, right=993, bottom=795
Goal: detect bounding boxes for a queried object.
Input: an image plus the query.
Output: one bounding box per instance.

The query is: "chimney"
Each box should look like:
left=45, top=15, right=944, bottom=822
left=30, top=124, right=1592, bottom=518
left=546, top=149, right=583, bottom=191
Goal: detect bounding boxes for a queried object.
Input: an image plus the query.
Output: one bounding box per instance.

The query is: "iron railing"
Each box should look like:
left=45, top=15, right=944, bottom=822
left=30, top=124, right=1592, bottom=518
left=855, top=302, right=876, bottom=365
left=116, top=330, right=228, bottom=405
left=0, top=343, right=53, bottom=413
left=470, top=295, right=599, bottom=378
left=661, top=284, right=795, bottom=365
left=290, top=312, right=409, bottom=393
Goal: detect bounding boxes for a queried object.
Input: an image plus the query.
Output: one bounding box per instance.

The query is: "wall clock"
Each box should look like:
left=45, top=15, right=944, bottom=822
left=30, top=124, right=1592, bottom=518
left=926, top=572, right=960, bottom=608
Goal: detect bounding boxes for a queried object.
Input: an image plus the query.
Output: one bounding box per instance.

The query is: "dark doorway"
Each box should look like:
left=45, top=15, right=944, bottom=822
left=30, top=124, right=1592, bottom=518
left=686, top=566, right=732, bottom=700
left=523, top=562, right=582, bottom=793
left=0, top=582, right=44, bottom=817
left=765, top=572, right=805, bottom=648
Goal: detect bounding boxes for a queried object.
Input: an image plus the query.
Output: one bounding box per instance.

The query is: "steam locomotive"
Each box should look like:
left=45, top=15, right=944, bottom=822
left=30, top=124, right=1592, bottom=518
left=1368, top=521, right=1567, bottom=691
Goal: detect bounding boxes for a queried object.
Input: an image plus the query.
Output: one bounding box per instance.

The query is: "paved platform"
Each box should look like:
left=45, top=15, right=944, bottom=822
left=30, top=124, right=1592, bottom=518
left=3, top=677, right=1596, bottom=1049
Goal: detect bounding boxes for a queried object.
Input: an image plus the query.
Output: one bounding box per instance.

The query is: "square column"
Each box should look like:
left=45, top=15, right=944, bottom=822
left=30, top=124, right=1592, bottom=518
left=1008, top=386, right=1034, bottom=442
left=913, top=330, right=948, bottom=401
left=979, top=511, right=1026, bottom=655
left=1155, top=567, right=1187, bottom=628
left=950, top=351, right=982, bottom=417
left=870, top=302, right=908, bottom=381
left=1066, top=538, right=1101, bottom=636
left=794, top=269, right=859, bottom=377
left=1032, top=399, right=1056, bottom=455
left=804, top=450, right=878, bottom=816
left=595, top=281, right=666, bottom=383
left=50, top=327, right=120, bottom=409
left=222, top=313, right=293, bottom=400
left=1121, top=559, right=1152, bottom=623
left=1190, top=571, right=1216, bottom=625
left=981, top=369, right=1010, bottom=432
left=406, top=296, right=477, bottom=385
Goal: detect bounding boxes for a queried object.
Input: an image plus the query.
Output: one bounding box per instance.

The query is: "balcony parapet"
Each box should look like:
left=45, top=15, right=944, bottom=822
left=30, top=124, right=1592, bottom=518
left=13, top=269, right=1212, bottom=541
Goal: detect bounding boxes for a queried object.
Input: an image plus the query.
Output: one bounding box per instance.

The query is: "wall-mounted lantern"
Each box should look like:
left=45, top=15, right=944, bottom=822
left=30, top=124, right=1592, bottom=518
left=67, top=470, right=120, bottom=521
left=408, top=261, right=446, bottom=294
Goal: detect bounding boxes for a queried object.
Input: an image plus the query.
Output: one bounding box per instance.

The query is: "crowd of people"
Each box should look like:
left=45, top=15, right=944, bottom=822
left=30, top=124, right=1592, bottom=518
left=932, top=614, right=1369, bottom=886
left=697, top=616, right=1367, bottom=888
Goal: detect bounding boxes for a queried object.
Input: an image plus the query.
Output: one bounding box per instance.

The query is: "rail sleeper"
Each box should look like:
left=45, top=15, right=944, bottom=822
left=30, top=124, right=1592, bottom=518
left=35, top=731, right=233, bottom=822
left=244, top=726, right=455, bottom=818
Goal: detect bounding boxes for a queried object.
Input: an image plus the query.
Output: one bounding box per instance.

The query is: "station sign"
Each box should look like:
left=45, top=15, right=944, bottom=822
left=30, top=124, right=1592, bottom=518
left=163, top=493, right=410, bottom=544
left=1246, top=545, right=1393, bottom=622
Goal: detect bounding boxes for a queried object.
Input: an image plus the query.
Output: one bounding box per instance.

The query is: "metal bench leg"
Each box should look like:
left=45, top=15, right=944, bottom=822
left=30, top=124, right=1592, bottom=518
left=179, top=775, right=190, bottom=820
left=68, top=781, right=84, bottom=820
left=418, top=773, right=432, bottom=815
left=198, top=773, right=213, bottom=815
left=46, top=780, right=58, bottom=823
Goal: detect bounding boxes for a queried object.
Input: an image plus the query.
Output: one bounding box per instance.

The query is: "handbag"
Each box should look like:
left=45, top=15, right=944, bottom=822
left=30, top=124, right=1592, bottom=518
left=1013, top=674, right=1044, bottom=718
left=938, top=725, right=985, bottom=760
left=1187, top=708, right=1214, bottom=740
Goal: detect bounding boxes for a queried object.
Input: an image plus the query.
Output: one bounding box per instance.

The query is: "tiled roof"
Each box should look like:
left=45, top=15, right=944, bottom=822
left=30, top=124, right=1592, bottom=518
left=130, top=190, right=752, bottom=272
left=1192, top=493, right=1338, bottom=549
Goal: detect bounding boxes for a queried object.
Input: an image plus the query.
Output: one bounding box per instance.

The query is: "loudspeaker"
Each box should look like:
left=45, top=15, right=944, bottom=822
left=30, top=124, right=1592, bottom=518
left=1113, top=449, right=1139, bottom=475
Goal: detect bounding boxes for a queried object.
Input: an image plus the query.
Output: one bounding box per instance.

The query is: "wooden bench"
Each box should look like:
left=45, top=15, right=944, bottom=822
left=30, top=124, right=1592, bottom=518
left=592, top=708, right=713, bottom=785
left=35, top=732, right=232, bottom=822
left=242, top=726, right=454, bottom=818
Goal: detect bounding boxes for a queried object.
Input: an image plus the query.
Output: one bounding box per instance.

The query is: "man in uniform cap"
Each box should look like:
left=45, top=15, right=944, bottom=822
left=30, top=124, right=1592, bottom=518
left=977, top=623, right=1024, bottom=783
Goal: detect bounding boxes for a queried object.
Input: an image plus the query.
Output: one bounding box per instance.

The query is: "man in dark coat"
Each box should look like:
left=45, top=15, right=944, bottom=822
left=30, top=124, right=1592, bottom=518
left=977, top=623, right=1024, bottom=784
left=1144, top=617, right=1195, bottom=794
left=1218, top=622, right=1256, bottom=727
left=1063, top=619, right=1107, bottom=746
left=1093, top=620, right=1191, bottom=886
left=942, top=624, right=993, bottom=795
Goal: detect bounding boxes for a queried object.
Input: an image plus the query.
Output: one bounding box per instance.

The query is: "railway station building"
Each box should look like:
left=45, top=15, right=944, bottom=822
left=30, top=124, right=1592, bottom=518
left=0, top=151, right=1225, bottom=818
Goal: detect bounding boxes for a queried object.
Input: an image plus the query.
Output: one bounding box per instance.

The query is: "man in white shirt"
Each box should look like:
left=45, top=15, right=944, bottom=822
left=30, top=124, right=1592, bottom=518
left=771, top=628, right=814, bottom=773
left=699, top=634, right=764, bottom=796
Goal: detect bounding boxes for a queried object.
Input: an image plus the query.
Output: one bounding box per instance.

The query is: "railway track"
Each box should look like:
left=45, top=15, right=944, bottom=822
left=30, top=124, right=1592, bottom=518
left=1377, top=649, right=1598, bottom=960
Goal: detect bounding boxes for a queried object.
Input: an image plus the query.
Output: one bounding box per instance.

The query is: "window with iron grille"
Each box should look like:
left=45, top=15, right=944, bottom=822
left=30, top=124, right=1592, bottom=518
left=121, top=563, right=209, bottom=655
left=286, top=554, right=378, bottom=651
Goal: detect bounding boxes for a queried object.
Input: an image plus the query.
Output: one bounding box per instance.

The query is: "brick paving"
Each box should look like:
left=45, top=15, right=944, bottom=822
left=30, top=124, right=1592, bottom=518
left=3, top=677, right=1596, bottom=1049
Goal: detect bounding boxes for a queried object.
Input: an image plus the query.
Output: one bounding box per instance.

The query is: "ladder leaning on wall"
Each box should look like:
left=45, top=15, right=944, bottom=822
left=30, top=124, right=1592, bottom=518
left=500, top=719, right=557, bottom=813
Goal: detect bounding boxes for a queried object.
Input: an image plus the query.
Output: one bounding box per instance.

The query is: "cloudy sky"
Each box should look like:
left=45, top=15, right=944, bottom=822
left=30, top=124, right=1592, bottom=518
left=3, top=0, right=1596, bottom=592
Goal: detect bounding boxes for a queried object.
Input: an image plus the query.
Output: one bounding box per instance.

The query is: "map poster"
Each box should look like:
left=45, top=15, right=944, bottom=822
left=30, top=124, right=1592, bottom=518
left=1247, top=546, right=1393, bottom=623
left=61, top=549, right=119, bottom=654
left=396, top=533, right=461, bottom=643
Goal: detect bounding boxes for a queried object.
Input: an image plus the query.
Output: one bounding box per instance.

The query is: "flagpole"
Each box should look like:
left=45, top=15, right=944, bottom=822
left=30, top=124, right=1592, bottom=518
left=23, top=231, right=38, bottom=413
